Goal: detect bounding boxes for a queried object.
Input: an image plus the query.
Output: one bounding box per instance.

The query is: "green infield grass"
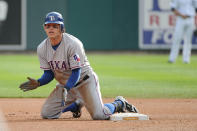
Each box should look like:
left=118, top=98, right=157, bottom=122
left=0, top=53, right=197, bottom=98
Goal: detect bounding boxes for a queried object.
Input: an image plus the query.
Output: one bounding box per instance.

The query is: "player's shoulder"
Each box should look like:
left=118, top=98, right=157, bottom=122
left=63, top=33, right=83, bottom=46
left=37, top=38, right=47, bottom=48
left=37, top=38, right=49, bottom=53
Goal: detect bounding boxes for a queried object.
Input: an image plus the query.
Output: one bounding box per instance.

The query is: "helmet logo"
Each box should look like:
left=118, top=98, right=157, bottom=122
left=49, top=16, right=55, bottom=21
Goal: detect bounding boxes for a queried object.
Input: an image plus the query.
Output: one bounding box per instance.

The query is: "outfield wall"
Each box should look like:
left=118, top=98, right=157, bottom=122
left=1, top=0, right=197, bottom=51
left=26, top=0, right=139, bottom=50
left=0, top=0, right=139, bottom=51
left=65, top=0, right=138, bottom=50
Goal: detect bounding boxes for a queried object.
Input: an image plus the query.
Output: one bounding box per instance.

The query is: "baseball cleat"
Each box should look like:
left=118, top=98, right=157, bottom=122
left=168, top=60, right=174, bottom=64
left=115, top=96, right=139, bottom=113
left=72, top=103, right=82, bottom=118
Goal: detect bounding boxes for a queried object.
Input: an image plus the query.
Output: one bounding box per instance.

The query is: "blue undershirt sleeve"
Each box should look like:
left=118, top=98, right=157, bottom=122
left=37, top=70, right=54, bottom=86
left=64, top=68, right=81, bottom=91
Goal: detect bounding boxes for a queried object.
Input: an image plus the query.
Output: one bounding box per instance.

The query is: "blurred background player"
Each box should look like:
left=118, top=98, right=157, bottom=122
left=168, top=0, right=197, bottom=64
left=0, top=0, right=8, bottom=35
left=19, top=11, right=139, bottom=120
left=0, top=109, right=9, bottom=131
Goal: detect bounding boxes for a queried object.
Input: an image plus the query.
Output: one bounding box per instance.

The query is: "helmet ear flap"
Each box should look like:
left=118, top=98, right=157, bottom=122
left=60, top=24, right=65, bottom=32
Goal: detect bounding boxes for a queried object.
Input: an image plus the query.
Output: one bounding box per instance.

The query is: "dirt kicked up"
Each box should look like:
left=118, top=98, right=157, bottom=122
left=0, top=98, right=197, bottom=131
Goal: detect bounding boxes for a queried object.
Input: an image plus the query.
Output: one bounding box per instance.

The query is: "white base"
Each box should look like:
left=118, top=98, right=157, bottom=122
left=110, top=113, right=149, bottom=121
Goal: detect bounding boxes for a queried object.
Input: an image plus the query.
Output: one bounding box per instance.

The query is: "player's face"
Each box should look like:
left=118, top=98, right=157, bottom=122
left=44, top=23, right=62, bottom=39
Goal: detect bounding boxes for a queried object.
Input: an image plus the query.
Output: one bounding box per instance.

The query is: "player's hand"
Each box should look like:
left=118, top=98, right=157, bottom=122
left=182, top=15, right=190, bottom=19
left=19, top=77, right=40, bottom=92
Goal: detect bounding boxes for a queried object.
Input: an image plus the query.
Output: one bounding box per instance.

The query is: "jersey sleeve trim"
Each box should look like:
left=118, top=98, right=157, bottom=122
left=40, top=67, right=51, bottom=70
left=70, top=64, right=85, bottom=70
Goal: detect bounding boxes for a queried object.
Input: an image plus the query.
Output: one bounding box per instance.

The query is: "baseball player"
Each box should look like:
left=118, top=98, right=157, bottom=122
left=0, top=0, right=8, bottom=35
left=19, top=12, right=139, bottom=120
left=168, top=0, right=197, bottom=64
left=0, top=110, right=9, bottom=131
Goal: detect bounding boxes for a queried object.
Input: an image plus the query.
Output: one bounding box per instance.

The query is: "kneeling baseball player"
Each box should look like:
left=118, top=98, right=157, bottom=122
left=19, top=12, right=139, bottom=120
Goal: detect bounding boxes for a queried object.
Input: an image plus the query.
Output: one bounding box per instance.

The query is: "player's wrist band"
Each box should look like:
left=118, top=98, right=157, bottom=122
left=64, top=74, right=89, bottom=91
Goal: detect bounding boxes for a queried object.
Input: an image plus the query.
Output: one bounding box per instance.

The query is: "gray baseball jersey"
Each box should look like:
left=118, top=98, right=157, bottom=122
left=37, top=33, right=92, bottom=81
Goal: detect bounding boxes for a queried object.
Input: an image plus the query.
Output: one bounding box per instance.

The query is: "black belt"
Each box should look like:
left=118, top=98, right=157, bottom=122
left=74, top=75, right=89, bottom=87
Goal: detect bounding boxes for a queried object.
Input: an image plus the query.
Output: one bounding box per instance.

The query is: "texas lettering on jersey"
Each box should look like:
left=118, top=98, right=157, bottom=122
left=48, top=61, right=67, bottom=70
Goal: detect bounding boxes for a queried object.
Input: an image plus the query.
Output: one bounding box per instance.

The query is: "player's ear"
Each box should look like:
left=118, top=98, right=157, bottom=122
left=43, top=24, right=46, bottom=30
left=43, top=24, right=48, bottom=34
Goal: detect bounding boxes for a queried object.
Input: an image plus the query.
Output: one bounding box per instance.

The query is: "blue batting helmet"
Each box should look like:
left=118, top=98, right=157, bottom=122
left=44, top=12, right=64, bottom=31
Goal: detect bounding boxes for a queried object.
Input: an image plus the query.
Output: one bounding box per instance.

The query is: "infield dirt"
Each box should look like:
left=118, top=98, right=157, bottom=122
left=0, top=98, right=197, bottom=131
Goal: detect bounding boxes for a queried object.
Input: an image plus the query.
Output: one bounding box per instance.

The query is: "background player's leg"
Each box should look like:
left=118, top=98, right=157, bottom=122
left=169, top=18, right=185, bottom=62
left=182, top=18, right=194, bottom=63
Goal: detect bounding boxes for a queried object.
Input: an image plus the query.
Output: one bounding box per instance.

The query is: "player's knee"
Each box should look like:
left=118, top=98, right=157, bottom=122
left=41, top=107, right=61, bottom=119
left=41, top=111, right=60, bottom=119
left=92, top=113, right=108, bottom=120
left=41, top=112, right=48, bottom=119
left=41, top=110, right=50, bottom=119
left=92, top=114, right=104, bottom=120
